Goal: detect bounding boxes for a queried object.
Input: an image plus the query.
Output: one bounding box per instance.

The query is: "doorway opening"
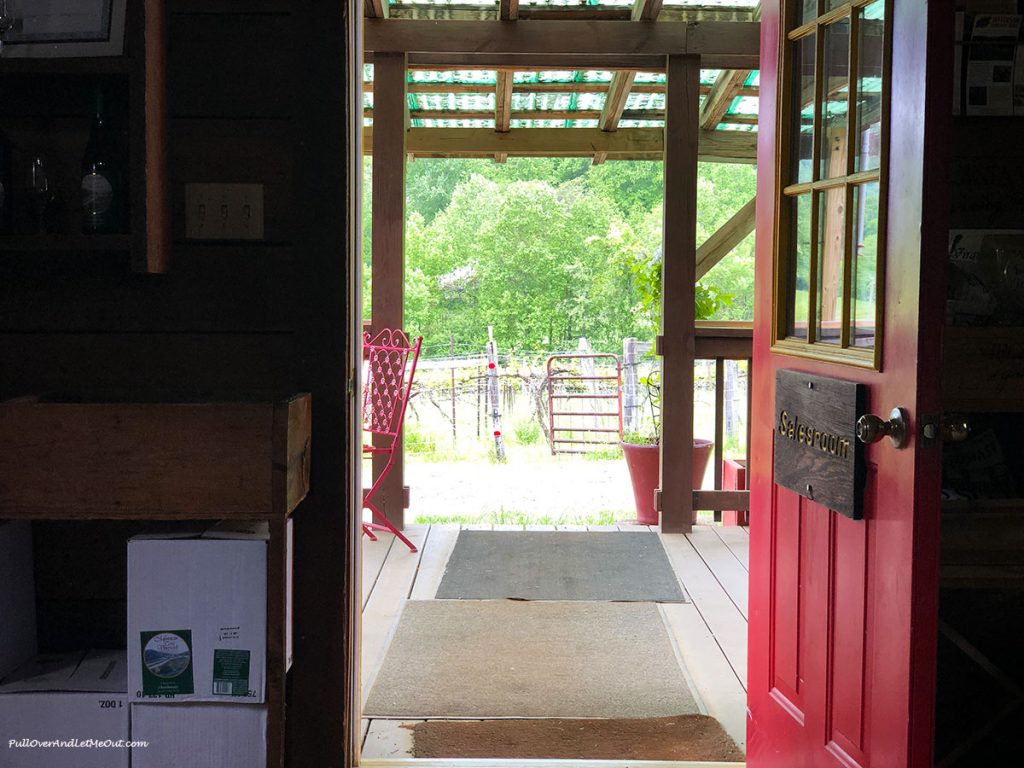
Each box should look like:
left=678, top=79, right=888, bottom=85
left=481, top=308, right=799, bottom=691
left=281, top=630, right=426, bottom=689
left=356, top=12, right=761, bottom=765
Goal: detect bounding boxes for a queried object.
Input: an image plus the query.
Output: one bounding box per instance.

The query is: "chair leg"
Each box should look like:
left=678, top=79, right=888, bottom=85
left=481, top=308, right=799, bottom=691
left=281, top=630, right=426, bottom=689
left=361, top=523, right=378, bottom=542
left=364, top=500, right=418, bottom=553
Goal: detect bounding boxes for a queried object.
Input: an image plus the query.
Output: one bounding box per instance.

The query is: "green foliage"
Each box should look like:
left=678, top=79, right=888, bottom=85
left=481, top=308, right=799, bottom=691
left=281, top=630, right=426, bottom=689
left=362, top=157, right=757, bottom=348
left=412, top=508, right=620, bottom=527
left=512, top=418, right=541, bottom=446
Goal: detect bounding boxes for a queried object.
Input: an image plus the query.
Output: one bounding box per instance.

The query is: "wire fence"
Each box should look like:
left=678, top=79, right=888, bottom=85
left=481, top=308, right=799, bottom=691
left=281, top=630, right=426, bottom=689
left=398, top=334, right=749, bottom=463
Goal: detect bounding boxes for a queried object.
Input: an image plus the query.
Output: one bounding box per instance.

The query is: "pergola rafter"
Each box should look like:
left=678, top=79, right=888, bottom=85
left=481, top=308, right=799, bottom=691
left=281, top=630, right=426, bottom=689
left=700, top=68, right=753, bottom=130
left=598, top=0, right=666, bottom=166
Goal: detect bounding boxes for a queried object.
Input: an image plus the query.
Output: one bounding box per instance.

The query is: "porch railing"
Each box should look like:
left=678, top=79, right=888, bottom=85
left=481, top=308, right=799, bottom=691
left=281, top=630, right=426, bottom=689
left=692, top=321, right=752, bottom=523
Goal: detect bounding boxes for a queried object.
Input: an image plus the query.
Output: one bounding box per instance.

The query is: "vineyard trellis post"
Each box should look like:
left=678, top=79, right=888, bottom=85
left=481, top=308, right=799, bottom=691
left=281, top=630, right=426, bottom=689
left=623, top=337, right=639, bottom=434
left=486, top=326, right=507, bottom=461
left=449, top=333, right=456, bottom=447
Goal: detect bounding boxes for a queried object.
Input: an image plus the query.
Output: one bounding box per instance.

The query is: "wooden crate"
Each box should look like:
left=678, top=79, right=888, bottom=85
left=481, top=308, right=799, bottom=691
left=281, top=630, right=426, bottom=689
left=0, top=394, right=310, bottom=519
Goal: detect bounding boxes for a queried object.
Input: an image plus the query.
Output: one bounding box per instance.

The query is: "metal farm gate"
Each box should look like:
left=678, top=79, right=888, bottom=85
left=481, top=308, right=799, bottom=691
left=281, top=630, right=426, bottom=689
left=546, top=353, right=623, bottom=455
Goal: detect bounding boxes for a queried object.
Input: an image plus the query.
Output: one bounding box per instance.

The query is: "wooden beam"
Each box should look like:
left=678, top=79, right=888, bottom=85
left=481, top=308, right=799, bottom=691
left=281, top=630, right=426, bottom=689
left=699, top=69, right=751, bottom=130
left=370, top=52, right=407, bottom=529
left=364, top=80, right=757, bottom=97
left=397, top=52, right=671, bottom=71
left=601, top=72, right=637, bottom=131
left=631, top=0, right=664, bottom=21
left=659, top=55, right=700, bottom=535
left=495, top=71, right=513, bottom=132
left=367, top=107, right=757, bottom=124
left=366, top=0, right=388, bottom=19
left=499, top=0, right=519, bottom=21
left=696, top=197, right=757, bottom=278
left=601, top=0, right=663, bottom=134
left=362, top=126, right=757, bottom=163
left=365, top=20, right=760, bottom=68
left=385, top=4, right=757, bottom=23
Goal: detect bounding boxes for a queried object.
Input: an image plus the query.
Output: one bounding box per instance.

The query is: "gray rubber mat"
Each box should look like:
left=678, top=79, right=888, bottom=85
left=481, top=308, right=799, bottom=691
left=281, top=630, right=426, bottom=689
left=434, top=530, right=686, bottom=602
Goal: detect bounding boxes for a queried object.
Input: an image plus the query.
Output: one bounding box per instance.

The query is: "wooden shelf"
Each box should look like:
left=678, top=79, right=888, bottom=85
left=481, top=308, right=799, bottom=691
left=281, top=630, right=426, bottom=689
left=0, top=57, right=134, bottom=76
left=942, top=326, right=1024, bottom=412
left=0, top=394, right=311, bottom=520
left=0, top=234, right=133, bottom=252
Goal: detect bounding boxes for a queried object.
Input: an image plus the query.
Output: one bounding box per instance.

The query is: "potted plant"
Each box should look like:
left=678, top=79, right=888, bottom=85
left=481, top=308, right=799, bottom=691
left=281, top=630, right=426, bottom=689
left=622, top=247, right=729, bottom=525
left=620, top=370, right=714, bottom=525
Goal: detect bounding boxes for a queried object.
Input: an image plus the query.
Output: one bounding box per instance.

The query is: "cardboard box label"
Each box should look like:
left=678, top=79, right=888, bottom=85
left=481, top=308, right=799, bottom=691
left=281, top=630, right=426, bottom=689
left=212, top=649, right=251, bottom=698
left=140, top=631, right=194, bottom=697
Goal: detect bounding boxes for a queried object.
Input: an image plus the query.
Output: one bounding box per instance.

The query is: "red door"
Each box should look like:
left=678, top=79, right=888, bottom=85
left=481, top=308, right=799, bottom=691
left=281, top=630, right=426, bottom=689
left=748, top=1, right=951, bottom=766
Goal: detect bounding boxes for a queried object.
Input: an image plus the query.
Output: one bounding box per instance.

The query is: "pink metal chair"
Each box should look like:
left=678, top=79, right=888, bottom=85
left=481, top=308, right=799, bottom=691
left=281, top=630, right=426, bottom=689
left=362, top=327, right=423, bottom=553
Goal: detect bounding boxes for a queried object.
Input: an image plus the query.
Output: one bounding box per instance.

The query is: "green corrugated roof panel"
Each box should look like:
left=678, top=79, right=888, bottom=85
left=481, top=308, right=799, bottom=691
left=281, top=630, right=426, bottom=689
left=364, top=59, right=760, bottom=132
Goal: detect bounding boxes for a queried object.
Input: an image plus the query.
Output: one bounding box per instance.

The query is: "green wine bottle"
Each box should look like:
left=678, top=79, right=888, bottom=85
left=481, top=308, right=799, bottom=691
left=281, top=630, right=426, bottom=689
left=81, top=87, right=123, bottom=234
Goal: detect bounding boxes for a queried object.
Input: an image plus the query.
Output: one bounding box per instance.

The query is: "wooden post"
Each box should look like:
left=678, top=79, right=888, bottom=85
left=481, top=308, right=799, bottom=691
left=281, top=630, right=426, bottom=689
left=623, top=337, right=639, bottom=434
left=450, top=334, right=457, bottom=447
left=659, top=54, right=699, bottom=534
left=371, top=52, right=408, bottom=528
left=486, top=326, right=507, bottom=462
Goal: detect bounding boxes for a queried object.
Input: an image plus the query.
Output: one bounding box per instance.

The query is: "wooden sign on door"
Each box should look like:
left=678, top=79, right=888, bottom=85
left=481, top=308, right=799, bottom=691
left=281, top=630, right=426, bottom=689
left=774, top=370, right=867, bottom=519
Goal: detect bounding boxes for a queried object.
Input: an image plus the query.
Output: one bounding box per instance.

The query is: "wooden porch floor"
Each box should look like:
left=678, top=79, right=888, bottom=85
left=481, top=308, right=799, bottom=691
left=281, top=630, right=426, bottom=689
left=360, top=523, right=750, bottom=761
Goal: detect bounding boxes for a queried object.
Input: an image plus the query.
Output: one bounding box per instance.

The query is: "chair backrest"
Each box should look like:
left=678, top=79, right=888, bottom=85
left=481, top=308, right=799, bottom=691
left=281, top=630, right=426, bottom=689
left=362, top=328, right=423, bottom=439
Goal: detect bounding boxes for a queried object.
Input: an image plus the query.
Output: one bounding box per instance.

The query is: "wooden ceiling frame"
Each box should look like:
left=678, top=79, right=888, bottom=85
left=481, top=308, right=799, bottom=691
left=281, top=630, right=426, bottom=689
left=699, top=68, right=753, bottom=130
left=596, top=0, right=665, bottom=165
left=364, top=0, right=388, bottom=20
left=363, top=80, right=758, bottom=97
left=493, top=0, right=518, bottom=162
left=362, top=11, right=760, bottom=162
left=362, top=126, right=757, bottom=163
left=363, top=20, right=761, bottom=70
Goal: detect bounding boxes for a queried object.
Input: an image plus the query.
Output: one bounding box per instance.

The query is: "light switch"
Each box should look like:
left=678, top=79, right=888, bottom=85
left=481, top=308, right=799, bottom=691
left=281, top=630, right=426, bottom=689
left=185, top=183, right=265, bottom=240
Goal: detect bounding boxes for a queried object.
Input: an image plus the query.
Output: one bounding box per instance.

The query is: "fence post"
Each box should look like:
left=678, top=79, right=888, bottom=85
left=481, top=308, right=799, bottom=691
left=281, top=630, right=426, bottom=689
left=449, top=334, right=457, bottom=447
left=623, top=337, right=639, bottom=434
left=486, top=326, right=507, bottom=462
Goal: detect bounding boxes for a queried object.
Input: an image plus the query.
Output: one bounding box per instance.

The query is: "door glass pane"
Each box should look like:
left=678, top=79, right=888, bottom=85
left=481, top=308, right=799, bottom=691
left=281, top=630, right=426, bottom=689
left=855, top=0, right=885, bottom=172
left=850, top=182, right=880, bottom=348
left=787, top=194, right=813, bottom=339
left=791, top=34, right=816, bottom=184
left=799, top=0, right=819, bottom=26
left=817, top=187, right=845, bottom=344
left=821, top=17, right=851, bottom=179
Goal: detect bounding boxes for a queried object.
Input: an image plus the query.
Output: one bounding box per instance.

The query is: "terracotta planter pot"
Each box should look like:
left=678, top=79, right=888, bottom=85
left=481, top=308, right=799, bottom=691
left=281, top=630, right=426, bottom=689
left=622, top=439, right=715, bottom=526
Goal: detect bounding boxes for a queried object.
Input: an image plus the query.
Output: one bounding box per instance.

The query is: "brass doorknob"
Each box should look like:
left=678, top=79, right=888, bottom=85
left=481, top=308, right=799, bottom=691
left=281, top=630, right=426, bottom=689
left=856, top=407, right=909, bottom=449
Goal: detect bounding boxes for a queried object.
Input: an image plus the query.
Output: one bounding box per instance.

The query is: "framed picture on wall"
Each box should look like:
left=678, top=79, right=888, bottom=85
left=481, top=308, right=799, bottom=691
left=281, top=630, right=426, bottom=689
left=0, top=0, right=127, bottom=58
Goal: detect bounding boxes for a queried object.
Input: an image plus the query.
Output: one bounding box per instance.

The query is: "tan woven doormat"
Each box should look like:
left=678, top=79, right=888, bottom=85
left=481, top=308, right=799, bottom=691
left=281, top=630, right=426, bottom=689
left=409, top=715, right=745, bottom=761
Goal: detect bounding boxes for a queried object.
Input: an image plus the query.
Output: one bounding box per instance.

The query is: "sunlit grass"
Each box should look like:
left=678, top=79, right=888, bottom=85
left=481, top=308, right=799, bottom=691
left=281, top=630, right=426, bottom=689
left=412, top=507, right=621, bottom=527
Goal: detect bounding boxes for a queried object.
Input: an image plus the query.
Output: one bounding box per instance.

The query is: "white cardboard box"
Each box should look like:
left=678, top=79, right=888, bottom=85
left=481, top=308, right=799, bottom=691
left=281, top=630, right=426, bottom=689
left=0, top=522, right=36, bottom=679
left=128, top=525, right=267, bottom=704
left=0, top=650, right=129, bottom=768
left=130, top=703, right=267, bottom=768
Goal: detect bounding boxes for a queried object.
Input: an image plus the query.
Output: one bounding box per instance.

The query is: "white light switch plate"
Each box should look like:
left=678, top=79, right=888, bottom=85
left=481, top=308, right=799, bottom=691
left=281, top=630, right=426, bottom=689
left=185, top=183, right=265, bottom=240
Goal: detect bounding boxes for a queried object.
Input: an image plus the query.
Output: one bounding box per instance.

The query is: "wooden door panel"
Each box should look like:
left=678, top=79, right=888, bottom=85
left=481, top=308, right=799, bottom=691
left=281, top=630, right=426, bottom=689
left=769, top=486, right=803, bottom=717
left=827, top=507, right=870, bottom=765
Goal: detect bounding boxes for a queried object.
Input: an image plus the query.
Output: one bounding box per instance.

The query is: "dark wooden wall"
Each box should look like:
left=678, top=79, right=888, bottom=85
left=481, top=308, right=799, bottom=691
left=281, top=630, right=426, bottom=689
left=949, top=118, right=1024, bottom=229
left=1, top=1, right=356, bottom=765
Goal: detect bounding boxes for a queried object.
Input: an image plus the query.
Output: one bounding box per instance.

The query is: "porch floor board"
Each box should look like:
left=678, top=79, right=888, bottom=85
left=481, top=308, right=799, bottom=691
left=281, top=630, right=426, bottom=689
left=361, top=524, right=749, bottom=761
